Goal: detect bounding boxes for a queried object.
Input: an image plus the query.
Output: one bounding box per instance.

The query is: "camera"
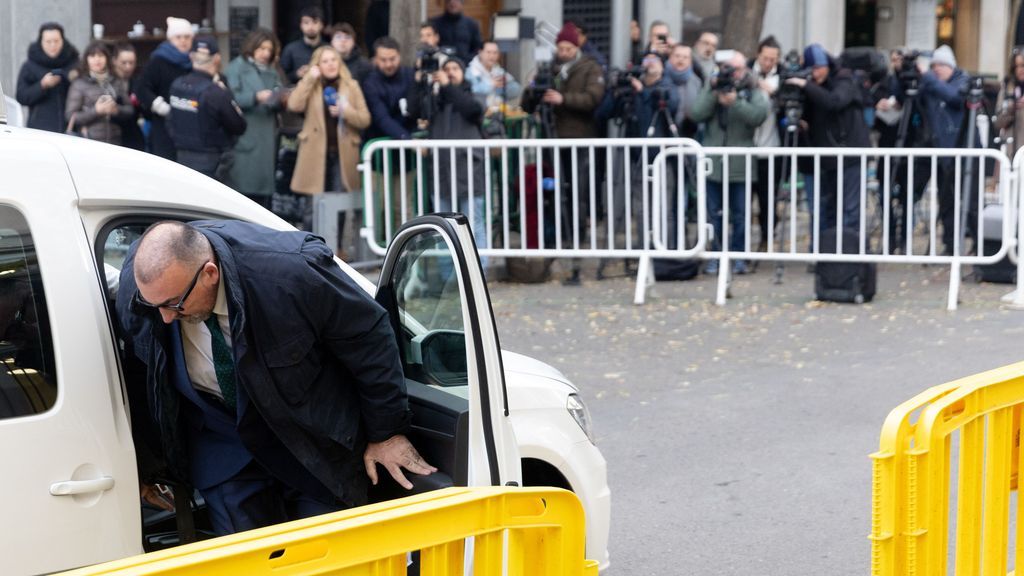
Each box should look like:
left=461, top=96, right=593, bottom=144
left=656, top=34, right=667, bottom=43
left=523, top=60, right=556, bottom=110
left=898, top=49, right=923, bottom=88
left=609, top=65, right=645, bottom=91
left=417, top=45, right=455, bottom=74
left=777, top=50, right=810, bottom=124
left=714, top=64, right=737, bottom=93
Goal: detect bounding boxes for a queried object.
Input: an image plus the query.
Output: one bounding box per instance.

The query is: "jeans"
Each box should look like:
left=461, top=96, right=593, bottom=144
left=706, top=180, right=746, bottom=253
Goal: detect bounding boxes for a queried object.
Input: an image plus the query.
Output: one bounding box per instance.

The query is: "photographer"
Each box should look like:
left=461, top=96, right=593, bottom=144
left=784, top=44, right=870, bottom=243
left=690, top=51, right=769, bottom=275
left=645, top=21, right=676, bottom=60
left=994, top=47, right=1024, bottom=159
left=522, top=23, right=605, bottom=284
left=408, top=57, right=488, bottom=253
left=892, top=45, right=973, bottom=255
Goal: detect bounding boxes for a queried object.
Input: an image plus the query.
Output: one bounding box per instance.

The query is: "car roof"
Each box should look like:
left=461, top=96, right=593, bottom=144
left=0, top=126, right=375, bottom=293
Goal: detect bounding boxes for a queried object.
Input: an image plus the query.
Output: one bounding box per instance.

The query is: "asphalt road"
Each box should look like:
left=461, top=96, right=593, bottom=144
left=486, top=260, right=1024, bottom=575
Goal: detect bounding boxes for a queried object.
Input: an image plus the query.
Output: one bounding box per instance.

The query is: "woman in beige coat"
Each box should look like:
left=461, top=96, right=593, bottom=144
left=288, top=45, right=370, bottom=241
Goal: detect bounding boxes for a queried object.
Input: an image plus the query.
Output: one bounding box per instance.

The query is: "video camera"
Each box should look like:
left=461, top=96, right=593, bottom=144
left=417, top=45, right=455, bottom=74
left=898, top=49, right=923, bottom=89
left=523, top=60, right=555, bottom=110
left=776, top=49, right=810, bottom=121
left=714, top=64, right=737, bottom=93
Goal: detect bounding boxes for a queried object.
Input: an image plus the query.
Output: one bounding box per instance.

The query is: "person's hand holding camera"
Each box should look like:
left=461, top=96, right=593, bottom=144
left=630, top=77, right=643, bottom=93
left=542, top=89, right=563, bottom=105
left=717, top=90, right=737, bottom=107
left=434, top=70, right=450, bottom=86
left=785, top=77, right=807, bottom=89
left=40, top=72, right=61, bottom=89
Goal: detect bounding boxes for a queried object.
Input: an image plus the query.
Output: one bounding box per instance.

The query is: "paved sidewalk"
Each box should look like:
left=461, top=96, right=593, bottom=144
left=486, top=261, right=1023, bottom=575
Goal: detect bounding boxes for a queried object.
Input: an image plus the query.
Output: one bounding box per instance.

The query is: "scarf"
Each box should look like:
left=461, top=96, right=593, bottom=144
left=89, top=70, right=110, bottom=84
left=152, top=41, right=192, bottom=70
left=665, top=65, right=693, bottom=85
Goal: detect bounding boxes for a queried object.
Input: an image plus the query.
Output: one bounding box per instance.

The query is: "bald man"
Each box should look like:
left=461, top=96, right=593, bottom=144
left=117, top=220, right=434, bottom=536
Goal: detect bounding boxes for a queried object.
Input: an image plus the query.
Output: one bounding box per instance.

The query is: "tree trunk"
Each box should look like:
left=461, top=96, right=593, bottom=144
left=389, top=0, right=421, bottom=64
left=721, top=0, right=768, bottom=59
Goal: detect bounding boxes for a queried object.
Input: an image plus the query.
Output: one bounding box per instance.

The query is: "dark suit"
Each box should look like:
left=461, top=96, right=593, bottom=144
left=117, top=221, right=411, bottom=534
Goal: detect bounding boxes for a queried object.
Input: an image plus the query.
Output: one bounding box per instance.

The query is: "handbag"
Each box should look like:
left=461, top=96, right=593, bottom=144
left=64, top=113, right=87, bottom=138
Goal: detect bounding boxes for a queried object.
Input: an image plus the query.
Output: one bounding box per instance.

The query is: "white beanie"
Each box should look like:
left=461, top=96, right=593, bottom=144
left=166, top=17, right=193, bottom=38
left=932, top=44, right=957, bottom=69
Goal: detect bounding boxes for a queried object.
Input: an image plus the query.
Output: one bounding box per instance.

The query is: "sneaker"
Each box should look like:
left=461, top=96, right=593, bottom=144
left=705, top=259, right=720, bottom=274
left=732, top=260, right=749, bottom=275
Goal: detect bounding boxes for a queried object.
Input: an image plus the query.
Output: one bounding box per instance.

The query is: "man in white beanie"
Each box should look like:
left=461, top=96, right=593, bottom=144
left=894, top=44, right=975, bottom=254
left=138, top=17, right=194, bottom=160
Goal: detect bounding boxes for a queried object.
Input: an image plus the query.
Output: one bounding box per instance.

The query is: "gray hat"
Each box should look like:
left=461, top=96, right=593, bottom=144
left=931, top=44, right=956, bottom=69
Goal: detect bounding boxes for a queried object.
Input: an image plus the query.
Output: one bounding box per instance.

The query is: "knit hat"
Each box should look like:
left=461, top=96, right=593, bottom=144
left=191, top=35, right=219, bottom=55
left=166, top=17, right=192, bottom=38
left=931, top=44, right=957, bottom=69
left=803, top=43, right=829, bottom=68
left=443, top=54, right=466, bottom=70
left=555, top=23, right=580, bottom=47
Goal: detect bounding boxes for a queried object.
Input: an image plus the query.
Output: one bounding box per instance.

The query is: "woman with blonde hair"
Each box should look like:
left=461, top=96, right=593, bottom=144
left=288, top=45, right=369, bottom=246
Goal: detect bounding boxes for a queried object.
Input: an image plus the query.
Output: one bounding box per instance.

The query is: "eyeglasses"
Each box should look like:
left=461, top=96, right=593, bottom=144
left=134, top=260, right=209, bottom=313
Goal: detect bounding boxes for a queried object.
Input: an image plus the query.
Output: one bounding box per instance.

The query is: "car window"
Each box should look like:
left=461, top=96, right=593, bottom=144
left=390, top=230, right=469, bottom=389
left=101, top=224, right=146, bottom=298
left=0, top=206, right=57, bottom=419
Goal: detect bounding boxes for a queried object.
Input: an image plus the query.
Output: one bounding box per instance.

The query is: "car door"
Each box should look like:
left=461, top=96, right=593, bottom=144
left=375, top=214, right=521, bottom=488
left=0, top=139, right=140, bottom=575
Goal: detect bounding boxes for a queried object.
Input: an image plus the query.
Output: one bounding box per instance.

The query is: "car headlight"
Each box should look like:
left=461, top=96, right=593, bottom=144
left=566, top=393, right=594, bottom=443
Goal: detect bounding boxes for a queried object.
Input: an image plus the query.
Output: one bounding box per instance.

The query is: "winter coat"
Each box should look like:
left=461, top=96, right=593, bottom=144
left=430, top=12, right=483, bottom=63
left=281, top=39, right=325, bottom=84
left=629, top=76, right=681, bottom=138
left=802, top=65, right=872, bottom=170
left=116, top=220, right=411, bottom=505
left=995, top=81, right=1024, bottom=159
left=466, top=56, right=522, bottom=110
left=288, top=70, right=370, bottom=195
left=113, top=75, right=146, bottom=150
left=665, top=65, right=702, bottom=137
left=916, top=69, right=970, bottom=149
left=409, top=80, right=486, bottom=202
left=138, top=42, right=192, bottom=159
left=224, top=57, right=284, bottom=198
left=523, top=53, right=606, bottom=138
left=16, top=40, right=79, bottom=133
left=362, top=67, right=417, bottom=141
left=64, top=73, right=133, bottom=144
left=690, top=80, right=769, bottom=182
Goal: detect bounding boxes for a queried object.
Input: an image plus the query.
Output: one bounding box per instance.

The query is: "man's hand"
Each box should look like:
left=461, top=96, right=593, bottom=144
left=364, top=434, right=437, bottom=490
left=785, top=77, right=807, bottom=89
left=629, top=20, right=641, bottom=43
left=141, top=483, right=175, bottom=512
left=256, top=89, right=273, bottom=104
left=717, top=90, right=737, bottom=107
left=434, top=70, right=450, bottom=86
left=630, top=77, right=643, bottom=93
left=758, top=79, right=776, bottom=96
left=542, top=89, right=563, bottom=105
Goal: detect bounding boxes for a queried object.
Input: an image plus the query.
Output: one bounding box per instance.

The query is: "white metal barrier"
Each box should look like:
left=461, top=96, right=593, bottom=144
left=360, top=138, right=1020, bottom=311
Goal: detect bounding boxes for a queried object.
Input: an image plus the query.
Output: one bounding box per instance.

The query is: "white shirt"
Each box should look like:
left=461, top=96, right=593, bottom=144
left=180, top=280, right=232, bottom=399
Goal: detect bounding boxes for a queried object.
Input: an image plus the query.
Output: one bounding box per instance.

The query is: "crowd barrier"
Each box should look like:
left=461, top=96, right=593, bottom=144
left=56, top=487, right=598, bottom=575
left=359, top=138, right=1023, bottom=310
left=869, top=362, right=1024, bottom=576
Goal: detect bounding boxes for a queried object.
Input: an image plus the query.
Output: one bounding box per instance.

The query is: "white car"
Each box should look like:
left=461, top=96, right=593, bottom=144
left=0, top=121, right=609, bottom=573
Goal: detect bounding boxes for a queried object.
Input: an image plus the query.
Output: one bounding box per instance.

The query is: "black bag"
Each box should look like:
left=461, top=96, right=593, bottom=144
left=815, top=227, right=877, bottom=303
left=976, top=237, right=1016, bottom=283
left=653, top=258, right=700, bottom=281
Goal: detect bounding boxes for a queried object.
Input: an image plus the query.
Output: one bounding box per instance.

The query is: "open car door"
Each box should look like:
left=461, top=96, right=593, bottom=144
left=373, top=214, right=520, bottom=493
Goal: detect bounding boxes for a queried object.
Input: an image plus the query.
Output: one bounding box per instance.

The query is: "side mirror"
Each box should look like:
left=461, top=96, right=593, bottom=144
left=409, top=329, right=468, bottom=387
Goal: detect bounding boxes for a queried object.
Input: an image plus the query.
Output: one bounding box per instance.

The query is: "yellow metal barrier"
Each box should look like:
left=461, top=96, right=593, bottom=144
left=57, top=487, right=598, bottom=576
left=870, top=361, right=1024, bottom=576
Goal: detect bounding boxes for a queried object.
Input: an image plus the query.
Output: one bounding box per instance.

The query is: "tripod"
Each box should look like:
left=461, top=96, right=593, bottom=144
left=772, top=103, right=802, bottom=284
left=646, top=91, right=680, bottom=137
left=957, top=77, right=988, bottom=256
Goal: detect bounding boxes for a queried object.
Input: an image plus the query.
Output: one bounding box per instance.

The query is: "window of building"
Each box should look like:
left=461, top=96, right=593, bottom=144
left=0, top=207, right=56, bottom=419
left=681, top=0, right=724, bottom=47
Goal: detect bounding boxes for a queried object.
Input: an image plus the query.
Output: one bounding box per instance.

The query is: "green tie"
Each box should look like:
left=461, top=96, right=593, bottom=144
left=204, top=315, right=237, bottom=409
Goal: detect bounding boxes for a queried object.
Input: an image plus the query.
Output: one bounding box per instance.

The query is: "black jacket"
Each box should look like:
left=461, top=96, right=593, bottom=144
left=138, top=46, right=192, bottom=159
left=281, top=38, right=325, bottom=84
left=15, top=40, right=79, bottom=133
left=117, top=221, right=412, bottom=503
left=168, top=70, right=247, bottom=153
left=802, top=64, right=871, bottom=169
left=411, top=81, right=484, bottom=140
left=431, top=12, right=483, bottom=63
left=362, top=67, right=417, bottom=140
left=344, top=48, right=372, bottom=86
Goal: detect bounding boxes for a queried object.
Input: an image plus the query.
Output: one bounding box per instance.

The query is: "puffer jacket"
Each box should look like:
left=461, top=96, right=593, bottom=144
left=15, top=40, right=79, bottom=133
left=523, top=53, right=606, bottom=138
left=689, top=78, right=769, bottom=182
left=65, top=73, right=133, bottom=144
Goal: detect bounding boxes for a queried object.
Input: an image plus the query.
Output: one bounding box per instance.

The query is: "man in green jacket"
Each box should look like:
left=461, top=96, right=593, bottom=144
left=690, top=51, right=768, bottom=275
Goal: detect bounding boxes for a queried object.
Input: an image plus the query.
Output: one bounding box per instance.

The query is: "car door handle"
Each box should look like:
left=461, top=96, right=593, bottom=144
left=50, top=476, right=115, bottom=496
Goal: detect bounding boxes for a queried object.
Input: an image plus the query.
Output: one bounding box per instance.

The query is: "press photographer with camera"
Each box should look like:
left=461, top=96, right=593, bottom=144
left=890, top=45, right=975, bottom=255
left=645, top=21, right=676, bottom=59
left=784, top=43, right=870, bottom=243
left=522, top=23, right=605, bottom=284
left=690, top=51, right=769, bottom=275
left=407, top=56, right=488, bottom=254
